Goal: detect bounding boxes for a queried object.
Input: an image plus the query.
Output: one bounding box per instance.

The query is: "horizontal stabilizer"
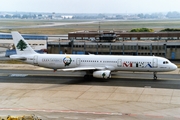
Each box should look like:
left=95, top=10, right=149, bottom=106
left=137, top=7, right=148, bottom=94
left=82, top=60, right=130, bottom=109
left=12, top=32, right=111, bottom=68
left=10, top=55, right=27, bottom=60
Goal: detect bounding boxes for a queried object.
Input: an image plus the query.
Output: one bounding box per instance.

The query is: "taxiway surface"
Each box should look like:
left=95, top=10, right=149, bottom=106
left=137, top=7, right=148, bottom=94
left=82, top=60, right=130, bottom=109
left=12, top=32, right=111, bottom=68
left=0, top=68, right=180, bottom=119
left=0, top=69, right=180, bottom=89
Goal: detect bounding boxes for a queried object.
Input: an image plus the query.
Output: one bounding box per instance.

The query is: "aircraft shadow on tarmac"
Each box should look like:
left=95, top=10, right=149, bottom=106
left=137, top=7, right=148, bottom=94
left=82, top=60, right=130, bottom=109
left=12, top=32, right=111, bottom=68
left=1, top=75, right=180, bottom=89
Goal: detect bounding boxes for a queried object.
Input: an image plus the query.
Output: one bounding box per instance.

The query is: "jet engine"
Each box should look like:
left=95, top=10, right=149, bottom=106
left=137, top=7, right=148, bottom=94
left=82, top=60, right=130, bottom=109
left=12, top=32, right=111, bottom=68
left=93, top=70, right=111, bottom=79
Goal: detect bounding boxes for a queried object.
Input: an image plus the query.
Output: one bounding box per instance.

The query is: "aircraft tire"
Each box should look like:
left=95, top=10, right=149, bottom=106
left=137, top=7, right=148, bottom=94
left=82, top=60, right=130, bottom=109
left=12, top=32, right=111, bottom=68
left=84, top=75, right=93, bottom=80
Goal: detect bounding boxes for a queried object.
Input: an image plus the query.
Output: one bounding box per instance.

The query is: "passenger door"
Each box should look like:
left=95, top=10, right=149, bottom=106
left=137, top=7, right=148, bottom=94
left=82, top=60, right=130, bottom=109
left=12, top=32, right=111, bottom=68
left=76, top=58, right=81, bottom=66
left=117, top=59, right=122, bottom=67
left=153, top=58, right=158, bottom=68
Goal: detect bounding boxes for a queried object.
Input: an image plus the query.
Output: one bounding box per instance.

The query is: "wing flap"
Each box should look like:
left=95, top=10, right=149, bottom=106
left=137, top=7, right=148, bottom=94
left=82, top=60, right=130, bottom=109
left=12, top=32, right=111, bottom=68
left=62, top=67, right=96, bottom=71
left=61, top=66, right=107, bottom=72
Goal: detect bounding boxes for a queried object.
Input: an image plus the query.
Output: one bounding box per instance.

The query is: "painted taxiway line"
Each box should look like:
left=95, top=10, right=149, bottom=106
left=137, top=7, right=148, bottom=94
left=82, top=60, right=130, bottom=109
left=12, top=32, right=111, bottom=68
left=112, top=76, right=180, bottom=80
left=0, top=74, right=83, bottom=77
left=9, top=74, right=28, bottom=77
left=0, top=108, right=122, bottom=116
left=0, top=108, right=180, bottom=119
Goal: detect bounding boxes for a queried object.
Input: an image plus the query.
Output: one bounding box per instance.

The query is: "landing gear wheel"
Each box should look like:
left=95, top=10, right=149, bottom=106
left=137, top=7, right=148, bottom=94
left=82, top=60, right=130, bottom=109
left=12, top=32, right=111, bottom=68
left=84, top=71, right=93, bottom=80
left=153, top=72, right=157, bottom=80
left=84, top=75, right=93, bottom=80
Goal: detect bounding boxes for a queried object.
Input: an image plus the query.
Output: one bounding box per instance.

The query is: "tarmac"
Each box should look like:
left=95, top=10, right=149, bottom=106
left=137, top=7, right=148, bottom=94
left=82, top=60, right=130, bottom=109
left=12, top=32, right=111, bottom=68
left=0, top=64, right=180, bottom=119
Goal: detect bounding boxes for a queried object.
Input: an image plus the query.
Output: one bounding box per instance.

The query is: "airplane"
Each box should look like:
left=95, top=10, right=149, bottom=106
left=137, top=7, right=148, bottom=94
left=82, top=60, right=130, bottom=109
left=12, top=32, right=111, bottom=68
left=10, top=31, right=177, bottom=80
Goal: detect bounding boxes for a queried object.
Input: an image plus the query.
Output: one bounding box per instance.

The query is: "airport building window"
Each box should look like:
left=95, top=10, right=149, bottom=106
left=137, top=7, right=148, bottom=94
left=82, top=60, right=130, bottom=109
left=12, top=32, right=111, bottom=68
left=131, top=46, right=134, bottom=50
left=76, top=37, right=82, bottom=40
left=152, top=46, right=154, bottom=50
left=156, top=46, right=159, bottom=49
left=83, top=37, right=88, bottom=40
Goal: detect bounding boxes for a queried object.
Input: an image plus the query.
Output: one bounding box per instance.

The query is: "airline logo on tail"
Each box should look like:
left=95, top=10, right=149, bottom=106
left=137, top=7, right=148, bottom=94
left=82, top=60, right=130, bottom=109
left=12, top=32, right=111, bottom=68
left=16, top=39, right=27, bottom=51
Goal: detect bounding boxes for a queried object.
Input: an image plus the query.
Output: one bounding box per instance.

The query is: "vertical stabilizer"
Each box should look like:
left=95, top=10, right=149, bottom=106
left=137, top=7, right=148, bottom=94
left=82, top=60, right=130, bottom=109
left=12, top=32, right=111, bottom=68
left=11, top=31, right=37, bottom=55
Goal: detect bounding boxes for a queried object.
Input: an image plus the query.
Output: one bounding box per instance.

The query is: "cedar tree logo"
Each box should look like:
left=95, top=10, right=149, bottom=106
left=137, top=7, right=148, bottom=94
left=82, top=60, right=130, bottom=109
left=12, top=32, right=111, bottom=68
left=63, top=56, right=72, bottom=66
left=16, top=39, right=27, bottom=51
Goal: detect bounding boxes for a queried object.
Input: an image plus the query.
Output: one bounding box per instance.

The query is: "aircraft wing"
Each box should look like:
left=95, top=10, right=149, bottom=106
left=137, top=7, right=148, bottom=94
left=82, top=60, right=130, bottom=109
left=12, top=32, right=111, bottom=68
left=62, top=66, right=106, bottom=72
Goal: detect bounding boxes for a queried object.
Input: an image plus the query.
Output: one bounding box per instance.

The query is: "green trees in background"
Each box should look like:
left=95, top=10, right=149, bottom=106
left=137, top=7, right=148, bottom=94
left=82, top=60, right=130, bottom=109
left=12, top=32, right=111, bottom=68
left=130, top=28, right=180, bottom=32
left=161, top=28, right=180, bottom=32
left=130, top=28, right=154, bottom=32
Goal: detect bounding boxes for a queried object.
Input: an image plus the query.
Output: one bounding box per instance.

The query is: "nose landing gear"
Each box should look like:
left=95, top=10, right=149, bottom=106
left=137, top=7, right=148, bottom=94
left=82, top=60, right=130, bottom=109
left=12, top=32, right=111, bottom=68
left=153, top=72, right=157, bottom=80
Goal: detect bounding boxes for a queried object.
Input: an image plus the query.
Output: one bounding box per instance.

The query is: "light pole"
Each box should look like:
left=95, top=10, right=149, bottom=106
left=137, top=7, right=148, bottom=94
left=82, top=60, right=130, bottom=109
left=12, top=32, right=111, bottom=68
left=59, top=38, right=60, bottom=54
left=157, top=36, right=159, bottom=55
left=99, top=21, right=100, bottom=33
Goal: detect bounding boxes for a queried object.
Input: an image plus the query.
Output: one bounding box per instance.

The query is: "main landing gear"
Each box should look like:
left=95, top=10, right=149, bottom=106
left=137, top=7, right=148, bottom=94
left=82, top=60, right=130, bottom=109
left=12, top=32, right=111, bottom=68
left=84, top=74, right=93, bottom=80
left=84, top=71, right=93, bottom=80
left=153, top=72, right=157, bottom=80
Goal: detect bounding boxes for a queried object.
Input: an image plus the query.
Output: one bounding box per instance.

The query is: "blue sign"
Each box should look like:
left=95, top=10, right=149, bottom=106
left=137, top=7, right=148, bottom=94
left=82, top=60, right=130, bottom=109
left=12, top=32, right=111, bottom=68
left=171, top=52, right=175, bottom=59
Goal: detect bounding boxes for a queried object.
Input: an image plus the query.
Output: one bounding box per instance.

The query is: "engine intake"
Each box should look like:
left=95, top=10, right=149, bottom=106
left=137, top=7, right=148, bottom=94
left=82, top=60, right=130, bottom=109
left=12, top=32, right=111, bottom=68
left=93, top=70, right=111, bottom=79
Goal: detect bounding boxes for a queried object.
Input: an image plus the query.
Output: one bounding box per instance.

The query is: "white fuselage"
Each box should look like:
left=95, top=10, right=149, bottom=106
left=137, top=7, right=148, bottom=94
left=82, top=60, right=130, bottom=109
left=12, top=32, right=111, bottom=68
left=10, top=31, right=178, bottom=79
left=22, top=54, right=177, bottom=72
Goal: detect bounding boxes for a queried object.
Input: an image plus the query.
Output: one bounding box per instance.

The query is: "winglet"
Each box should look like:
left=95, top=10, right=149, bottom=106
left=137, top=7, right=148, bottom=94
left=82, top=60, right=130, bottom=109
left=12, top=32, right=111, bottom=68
left=11, top=31, right=37, bottom=55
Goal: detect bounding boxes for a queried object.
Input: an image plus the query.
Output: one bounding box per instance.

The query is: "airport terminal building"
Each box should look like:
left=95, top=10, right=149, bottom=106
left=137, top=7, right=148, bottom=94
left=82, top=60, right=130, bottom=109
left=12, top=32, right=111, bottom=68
left=47, top=31, right=180, bottom=60
left=0, top=31, right=180, bottom=60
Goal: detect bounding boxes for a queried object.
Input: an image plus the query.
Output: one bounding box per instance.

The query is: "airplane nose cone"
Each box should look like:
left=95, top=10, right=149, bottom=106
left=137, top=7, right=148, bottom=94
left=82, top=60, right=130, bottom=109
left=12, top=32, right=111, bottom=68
left=172, top=63, right=178, bottom=70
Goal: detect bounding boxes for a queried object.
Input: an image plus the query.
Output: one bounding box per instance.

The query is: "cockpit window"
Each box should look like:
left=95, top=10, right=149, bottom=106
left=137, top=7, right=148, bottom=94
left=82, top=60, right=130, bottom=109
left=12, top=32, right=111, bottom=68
left=163, top=61, right=169, bottom=64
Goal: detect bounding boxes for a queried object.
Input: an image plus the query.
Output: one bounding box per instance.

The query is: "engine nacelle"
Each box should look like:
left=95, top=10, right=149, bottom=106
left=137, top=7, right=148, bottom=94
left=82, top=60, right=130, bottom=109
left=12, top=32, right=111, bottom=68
left=93, top=70, right=111, bottom=79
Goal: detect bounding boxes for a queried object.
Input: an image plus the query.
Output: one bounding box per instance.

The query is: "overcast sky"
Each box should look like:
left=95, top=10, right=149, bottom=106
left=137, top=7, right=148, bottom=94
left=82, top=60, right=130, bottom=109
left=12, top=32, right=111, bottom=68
left=0, top=0, right=180, bottom=14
